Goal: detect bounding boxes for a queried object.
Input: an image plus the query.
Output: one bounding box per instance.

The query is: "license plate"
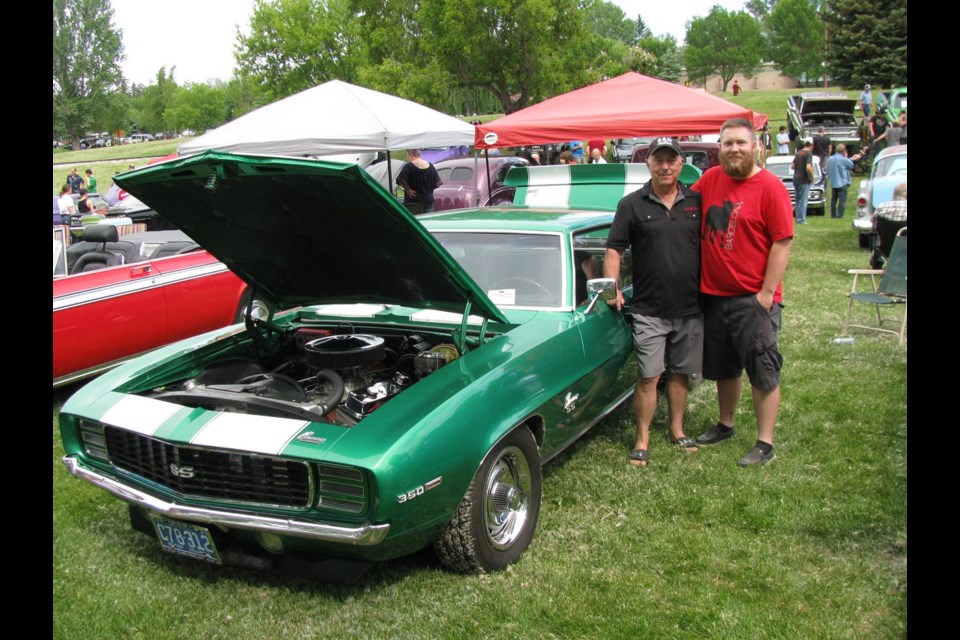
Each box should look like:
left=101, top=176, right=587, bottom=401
left=152, top=517, right=221, bottom=564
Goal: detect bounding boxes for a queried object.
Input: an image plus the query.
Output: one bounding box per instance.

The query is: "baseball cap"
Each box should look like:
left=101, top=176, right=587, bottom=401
left=865, top=84, right=871, bottom=89
left=647, top=137, right=682, bottom=156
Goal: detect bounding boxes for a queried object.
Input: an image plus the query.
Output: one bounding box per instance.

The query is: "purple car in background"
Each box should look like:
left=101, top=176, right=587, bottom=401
left=419, top=146, right=472, bottom=165
left=433, top=156, right=530, bottom=211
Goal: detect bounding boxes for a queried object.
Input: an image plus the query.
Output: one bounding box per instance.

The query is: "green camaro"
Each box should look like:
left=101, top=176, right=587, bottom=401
left=59, top=153, right=642, bottom=582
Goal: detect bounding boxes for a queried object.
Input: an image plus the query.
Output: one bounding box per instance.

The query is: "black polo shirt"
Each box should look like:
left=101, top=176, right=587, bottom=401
left=607, top=181, right=701, bottom=317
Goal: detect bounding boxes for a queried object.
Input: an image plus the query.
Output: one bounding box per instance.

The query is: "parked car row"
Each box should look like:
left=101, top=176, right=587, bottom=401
left=631, top=141, right=720, bottom=172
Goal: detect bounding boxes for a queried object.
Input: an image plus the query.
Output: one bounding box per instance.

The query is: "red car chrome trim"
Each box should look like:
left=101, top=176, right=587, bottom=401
left=53, top=262, right=231, bottom=311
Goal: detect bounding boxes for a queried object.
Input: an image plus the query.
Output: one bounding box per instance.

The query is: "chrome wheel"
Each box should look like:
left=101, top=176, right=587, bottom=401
left=434, top=428, right=542, bottom=573
left=482, top=445, right=533, bottom=550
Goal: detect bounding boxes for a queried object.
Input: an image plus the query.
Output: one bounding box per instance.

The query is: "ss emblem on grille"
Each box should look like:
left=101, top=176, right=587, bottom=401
left=169, top=464, right=195, bottom=479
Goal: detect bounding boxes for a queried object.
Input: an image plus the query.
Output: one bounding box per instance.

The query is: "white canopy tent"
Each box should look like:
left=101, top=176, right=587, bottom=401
left=178, top=79, right=475, bottom=158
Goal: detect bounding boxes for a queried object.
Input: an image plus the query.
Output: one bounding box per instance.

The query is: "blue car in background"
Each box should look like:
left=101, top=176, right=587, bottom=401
left=854, top=144, right=907, bottom=244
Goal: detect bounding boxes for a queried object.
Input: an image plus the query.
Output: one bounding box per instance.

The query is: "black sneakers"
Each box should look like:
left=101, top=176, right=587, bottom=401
left=695, top=422, right=735, bottom=446
left=738, top=443, right=776, bottom=467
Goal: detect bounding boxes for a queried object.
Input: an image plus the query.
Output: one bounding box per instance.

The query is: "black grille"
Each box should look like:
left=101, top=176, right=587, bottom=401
left=104, top=426, right=312, bottom=508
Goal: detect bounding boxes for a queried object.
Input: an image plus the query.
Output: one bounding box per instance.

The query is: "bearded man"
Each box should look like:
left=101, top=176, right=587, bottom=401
left=691, top=118, right=794, bottom=467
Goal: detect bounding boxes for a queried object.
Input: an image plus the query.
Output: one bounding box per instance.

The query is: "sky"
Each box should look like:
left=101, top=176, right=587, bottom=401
left=110, top=0, right=747, bottom=87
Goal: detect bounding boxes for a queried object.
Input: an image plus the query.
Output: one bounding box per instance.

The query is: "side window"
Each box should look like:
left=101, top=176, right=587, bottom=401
left=449, top=167, right=473, bottom=183
left=572, top=227, right=632, bottom=306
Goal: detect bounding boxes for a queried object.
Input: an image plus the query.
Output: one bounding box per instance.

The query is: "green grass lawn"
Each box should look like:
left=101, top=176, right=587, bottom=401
left=52, top=205, right=905, bottom=638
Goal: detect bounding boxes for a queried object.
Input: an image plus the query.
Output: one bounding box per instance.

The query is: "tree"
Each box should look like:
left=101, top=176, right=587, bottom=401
left=350, top=0, right=457, bottom=112
left=136, top=67, right=178, bottom=133
left=745, top=0, right=777, bottom=20
left=222, top=75, right=267, bottom=121
left=582, top=0, right=637, bottom=45
left=235, top=0, right=362, bottom=99
left=419, top=0, right=593, bottom=114
left=683, top=7, right=765, bottom=91
left=635, top=16, right=651, bottom=39
left=824, top=0, right=906, bottom=88
left=53, top=0, right=125, bottom=146
left=767, top=0, right=824, bottom=81
left=631, top=34, right=682, bottom=82
left=165, top=83, right=228, bottom=133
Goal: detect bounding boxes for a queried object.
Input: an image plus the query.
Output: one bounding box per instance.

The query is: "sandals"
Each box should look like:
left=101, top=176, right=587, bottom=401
left=628, top=449, right=649, bottom=467
left=672, top=436, right=699, bottom=452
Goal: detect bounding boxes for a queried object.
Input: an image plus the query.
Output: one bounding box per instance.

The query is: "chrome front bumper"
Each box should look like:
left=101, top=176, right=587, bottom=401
left=62, top=456, right=390, bottom=546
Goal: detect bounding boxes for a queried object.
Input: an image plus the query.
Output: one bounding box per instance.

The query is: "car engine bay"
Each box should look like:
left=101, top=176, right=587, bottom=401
left=148, top=326, right=464, bottom=425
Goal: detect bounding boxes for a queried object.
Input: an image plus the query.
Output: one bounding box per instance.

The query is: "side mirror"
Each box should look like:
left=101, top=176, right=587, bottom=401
left=583, top=278, right=617, bottom=315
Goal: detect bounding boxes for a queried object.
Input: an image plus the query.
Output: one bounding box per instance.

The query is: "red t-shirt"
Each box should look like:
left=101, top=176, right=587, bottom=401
left=587, top=139, right=607, bottom=155
left=692, top=167, right=794, bottom=302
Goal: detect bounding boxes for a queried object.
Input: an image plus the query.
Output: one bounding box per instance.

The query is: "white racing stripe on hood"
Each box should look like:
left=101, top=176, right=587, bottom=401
left=191, top=413, right=309, bottom=455
left=520, top=165, right=573, bottom=207
left=101, top=395, right=184, bottom=435
left=624, top=164, right=651, bottom=197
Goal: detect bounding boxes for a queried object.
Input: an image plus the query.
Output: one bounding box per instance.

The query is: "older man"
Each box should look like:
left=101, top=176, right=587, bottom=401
left=873, top=182, right=907, bottom=259
left=604, top=137, right=703, bottom=467
left=693, top=118, right=794, bottom=466
left=826, top=143, right=863, bottom=218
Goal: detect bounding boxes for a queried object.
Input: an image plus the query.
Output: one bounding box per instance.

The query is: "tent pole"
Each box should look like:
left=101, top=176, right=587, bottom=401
left=387, top=152, right=394, bottom=198
left=484, top=150, right=491, bottom=207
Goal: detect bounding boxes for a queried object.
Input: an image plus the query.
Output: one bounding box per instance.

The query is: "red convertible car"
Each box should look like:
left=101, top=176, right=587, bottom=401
left=53, top=225, right=256, bottom=388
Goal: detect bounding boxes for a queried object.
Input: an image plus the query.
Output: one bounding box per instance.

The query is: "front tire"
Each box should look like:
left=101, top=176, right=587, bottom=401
left=434, top=427, right=542, bottom=573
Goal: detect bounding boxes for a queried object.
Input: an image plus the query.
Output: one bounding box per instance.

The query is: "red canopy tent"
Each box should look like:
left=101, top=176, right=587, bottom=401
left=475, top=72, right=767, bottom=149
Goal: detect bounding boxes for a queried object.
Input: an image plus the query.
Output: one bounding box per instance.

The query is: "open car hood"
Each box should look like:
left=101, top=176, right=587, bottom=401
left=799, top=98, right=857, bottom=115
left=113, top=151, right=508, bottom=323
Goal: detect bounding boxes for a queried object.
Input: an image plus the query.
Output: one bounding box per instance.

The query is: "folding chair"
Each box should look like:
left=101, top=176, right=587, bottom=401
left=843, top=227, right=907, bottom=344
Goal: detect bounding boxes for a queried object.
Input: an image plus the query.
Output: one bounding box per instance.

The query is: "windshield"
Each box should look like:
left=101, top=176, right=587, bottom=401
left=433, top=231, right=563, bottom=308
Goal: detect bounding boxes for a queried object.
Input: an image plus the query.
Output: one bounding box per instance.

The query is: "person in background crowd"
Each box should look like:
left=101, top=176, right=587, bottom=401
left=529, top=152, right=542, bottom=166
left=590, top=147, right=607, bottom=164
left=869, top=106, right=891, bottom=160
left=776, top=126, right=790, bottom=155
left=57, top=184, right=76, bottom=220
left=859, top=84, right=873, bottom=119
left=791, top=138, right=814, bottom=224
left=692, top=118, right=793, bottom=467
left=85, top=168, right=97, bottom=193
left=758, top=124, right=772, bottom=167
left=605, top=137, right=703, bottom=468
left=587, top=139, right=608, bottom=161
left=567, top=140, right=585, bottom=164
left=559, top=150, right=576, bottom=164
left=396, top=149, right=442, bottom=214
left=811, top=126, right=832, bottom=181
left=826, top=143, right=863, bottom=219
left=885, top=116, right=903, bottom=147
left=76, top=188, right=94, bottom=213
left=898, top=112, right=907, bottom=145
left=66, top=167, right=84, bottom=194
left=873, top=182, right=907, bottom=259
left=732, top=80, right=741, bottom=96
